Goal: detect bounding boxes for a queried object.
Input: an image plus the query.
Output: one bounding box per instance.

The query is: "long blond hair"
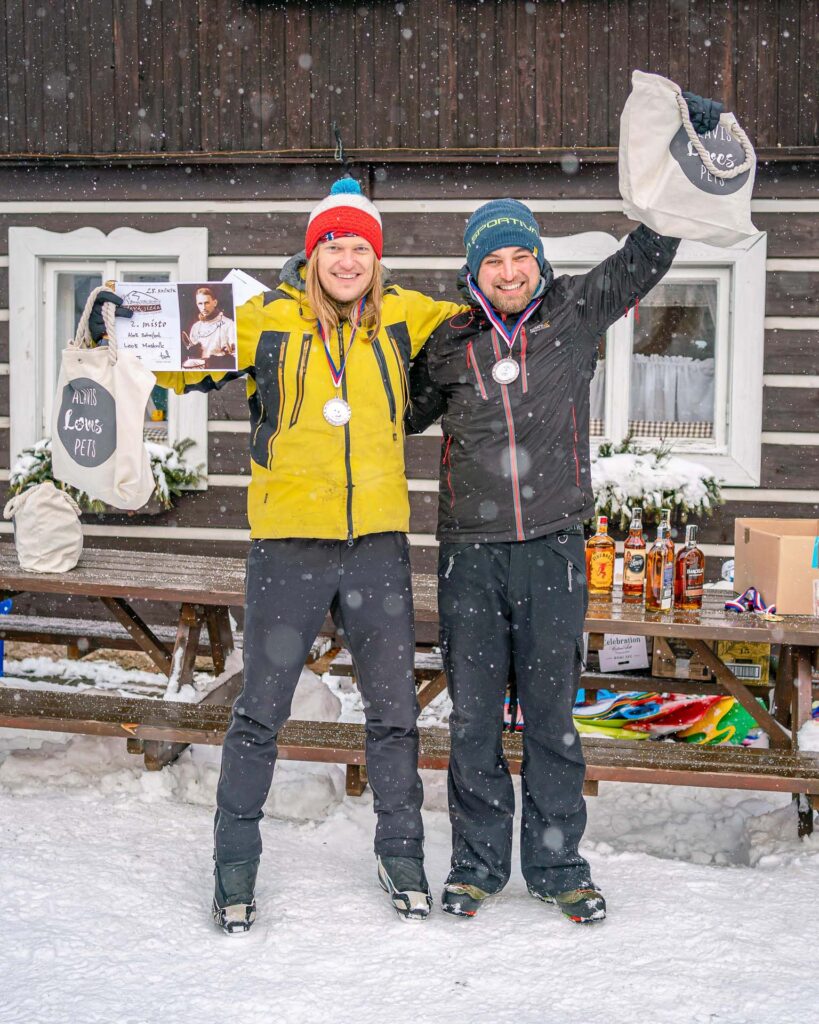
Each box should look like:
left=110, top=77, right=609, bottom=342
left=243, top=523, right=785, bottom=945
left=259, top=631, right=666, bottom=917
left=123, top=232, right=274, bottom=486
left=304, top=248, right=383, bottom=343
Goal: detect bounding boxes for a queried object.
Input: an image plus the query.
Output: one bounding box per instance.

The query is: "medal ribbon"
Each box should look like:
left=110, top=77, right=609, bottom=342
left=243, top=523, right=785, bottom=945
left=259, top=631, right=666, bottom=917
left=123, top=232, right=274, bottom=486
left=466, top=274, right=544, bottom=355
left=318, top=296, right=367, bottom=388
left=724, top=586, right=777, bottom=615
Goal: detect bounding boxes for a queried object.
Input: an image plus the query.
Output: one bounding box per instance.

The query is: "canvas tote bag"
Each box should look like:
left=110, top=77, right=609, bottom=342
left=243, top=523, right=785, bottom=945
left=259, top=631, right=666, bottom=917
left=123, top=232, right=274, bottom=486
left=3, top=482, right=83, bottom=573
left=619, top=70, right=757, bottom=247
left=51, top=286, right=155, bottom=510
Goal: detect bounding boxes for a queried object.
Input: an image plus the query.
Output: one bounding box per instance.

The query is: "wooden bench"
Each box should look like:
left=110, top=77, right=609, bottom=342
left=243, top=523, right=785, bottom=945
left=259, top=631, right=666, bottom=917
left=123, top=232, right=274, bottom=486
left=2, top=684, right=818, bottom=795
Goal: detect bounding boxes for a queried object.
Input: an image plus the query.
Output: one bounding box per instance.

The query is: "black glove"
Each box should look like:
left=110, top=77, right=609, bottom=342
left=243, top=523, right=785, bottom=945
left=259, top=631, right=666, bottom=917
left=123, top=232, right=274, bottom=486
left=88, top=290, right=133, bottom=342
left=682, top=91, right=724, bottom=135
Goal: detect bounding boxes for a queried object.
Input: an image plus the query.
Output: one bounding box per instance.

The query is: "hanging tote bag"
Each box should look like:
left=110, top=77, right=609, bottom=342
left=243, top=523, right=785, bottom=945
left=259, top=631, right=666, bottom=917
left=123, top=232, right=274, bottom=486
left=51, top=286, right=156, bottom=511
left=619, top=70, right=757, bottom=247
left=3, top=482, right=83, bottom=573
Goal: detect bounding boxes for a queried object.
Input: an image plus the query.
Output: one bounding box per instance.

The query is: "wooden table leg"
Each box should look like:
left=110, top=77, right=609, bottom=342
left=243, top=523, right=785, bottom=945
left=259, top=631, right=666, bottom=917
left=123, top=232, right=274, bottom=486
left=686, top=639, right=792, bottom=748
left=205, top=606, right=234, bottom=677
left=416, top=670, right=448, bottom=710
left=143, top=603, right=207, bottom=770
left=793, top=647, right=816, bottom=837
left=346, top=763, right=369, bottom=796
left=99, top=596, right=173, bottom=675
left=771, top=644, right=795, bottom=748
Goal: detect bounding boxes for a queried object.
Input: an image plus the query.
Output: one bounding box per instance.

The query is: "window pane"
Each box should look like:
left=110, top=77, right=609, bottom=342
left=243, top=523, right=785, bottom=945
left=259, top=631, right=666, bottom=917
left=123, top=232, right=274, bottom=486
left=628, top=280, right=717, bottom=440
left=590, top=335, right=605, bottom=437
left=56, top=272, right=103, bottom=351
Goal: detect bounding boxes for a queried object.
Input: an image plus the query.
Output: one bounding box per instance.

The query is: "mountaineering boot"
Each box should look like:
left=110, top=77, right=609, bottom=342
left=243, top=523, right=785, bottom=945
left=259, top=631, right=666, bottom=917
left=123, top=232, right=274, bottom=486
left=212, top=858, right=259, bottom=934
left=527, top=883, right=606, bottom=924
left=440, top=882, right=492, bottom=918
left=377, top=855, right=433, bottom=920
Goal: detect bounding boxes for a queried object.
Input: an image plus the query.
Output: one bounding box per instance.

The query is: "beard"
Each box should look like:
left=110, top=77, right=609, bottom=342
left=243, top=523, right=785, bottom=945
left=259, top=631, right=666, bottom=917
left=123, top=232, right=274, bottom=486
left=485, top=281, right=537, bottom=314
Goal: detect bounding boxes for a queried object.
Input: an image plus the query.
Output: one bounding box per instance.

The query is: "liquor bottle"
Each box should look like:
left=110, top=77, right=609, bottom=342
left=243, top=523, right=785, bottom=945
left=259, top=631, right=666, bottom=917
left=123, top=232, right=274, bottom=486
left=674, top=524, right=705, bottom=610
left=586, top=515, right=615, bottom=596
left=658, top=507, right=675, bottom=559
left=622, top=508, right=646, bottom=601
left=645, top=522, right=674, bottom=612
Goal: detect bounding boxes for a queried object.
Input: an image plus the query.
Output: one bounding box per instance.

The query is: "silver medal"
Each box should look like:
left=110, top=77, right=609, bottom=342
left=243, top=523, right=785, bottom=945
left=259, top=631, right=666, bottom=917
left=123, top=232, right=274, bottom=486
left=491, top=357, right=520, bottom=385
left=323, top=397, right=352, bottom=426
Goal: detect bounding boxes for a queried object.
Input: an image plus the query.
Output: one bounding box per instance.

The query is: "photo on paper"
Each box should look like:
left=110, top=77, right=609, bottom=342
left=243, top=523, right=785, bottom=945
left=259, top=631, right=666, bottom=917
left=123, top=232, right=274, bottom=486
left=114, top=282, right=238, bottom=371
left=177, top=283, right=238, bottom=371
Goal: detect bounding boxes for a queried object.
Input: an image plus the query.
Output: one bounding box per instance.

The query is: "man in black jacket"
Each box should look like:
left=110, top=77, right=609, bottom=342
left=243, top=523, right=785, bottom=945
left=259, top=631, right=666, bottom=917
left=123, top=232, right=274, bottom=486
left=407, top=203, right=680, bottom=923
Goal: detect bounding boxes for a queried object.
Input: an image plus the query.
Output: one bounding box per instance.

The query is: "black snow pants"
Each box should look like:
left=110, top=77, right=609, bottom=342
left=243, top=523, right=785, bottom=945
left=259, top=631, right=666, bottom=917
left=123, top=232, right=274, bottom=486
left=214, top=533, right=424, bottom=864
left=437, top=530, right=592, bottom=896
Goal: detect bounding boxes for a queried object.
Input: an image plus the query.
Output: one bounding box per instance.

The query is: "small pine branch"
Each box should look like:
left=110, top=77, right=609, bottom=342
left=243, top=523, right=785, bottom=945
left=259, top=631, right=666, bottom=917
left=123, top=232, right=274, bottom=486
left=8, top=438, right=204, bottom=513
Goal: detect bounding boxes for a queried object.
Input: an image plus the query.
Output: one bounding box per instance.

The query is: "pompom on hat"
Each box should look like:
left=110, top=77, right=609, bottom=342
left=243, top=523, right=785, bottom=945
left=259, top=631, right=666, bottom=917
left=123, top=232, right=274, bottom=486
left=305, top=178, right=383, bottom=259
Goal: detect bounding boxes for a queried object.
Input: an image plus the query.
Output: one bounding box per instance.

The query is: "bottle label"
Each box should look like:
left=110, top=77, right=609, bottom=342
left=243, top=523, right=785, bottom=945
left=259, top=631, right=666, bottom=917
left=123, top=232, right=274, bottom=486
left=684, top=567, right=704, bottom=598
left=589, top=550, right=614, bottom=586
left=661, top=562, right=673, bottom=609
left=624, top=553, right=646, bottom=583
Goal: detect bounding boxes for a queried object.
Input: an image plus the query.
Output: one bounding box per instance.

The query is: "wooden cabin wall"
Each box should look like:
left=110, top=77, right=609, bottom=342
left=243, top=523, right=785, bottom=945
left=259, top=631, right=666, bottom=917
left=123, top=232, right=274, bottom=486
left=0, top=0, right=816, bottom=157
left=0, top=160, right=817, bottom=620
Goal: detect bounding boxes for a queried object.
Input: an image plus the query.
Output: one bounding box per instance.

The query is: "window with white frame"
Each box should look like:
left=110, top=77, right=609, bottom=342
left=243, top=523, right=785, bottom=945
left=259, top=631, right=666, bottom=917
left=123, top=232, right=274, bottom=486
left=8, top=227, right=209, bottom=486
left=545, top=231, right=767, bottom=486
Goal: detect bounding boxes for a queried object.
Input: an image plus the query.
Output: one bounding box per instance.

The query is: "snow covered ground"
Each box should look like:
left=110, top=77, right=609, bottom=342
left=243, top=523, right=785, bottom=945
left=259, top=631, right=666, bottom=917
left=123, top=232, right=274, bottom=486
left=1, top=657, right=818, bottom=1024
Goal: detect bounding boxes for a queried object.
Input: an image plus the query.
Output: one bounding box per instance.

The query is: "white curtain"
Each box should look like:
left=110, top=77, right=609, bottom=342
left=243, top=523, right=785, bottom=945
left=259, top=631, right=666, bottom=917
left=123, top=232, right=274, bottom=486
left=629, top=354, right=714, bottom=422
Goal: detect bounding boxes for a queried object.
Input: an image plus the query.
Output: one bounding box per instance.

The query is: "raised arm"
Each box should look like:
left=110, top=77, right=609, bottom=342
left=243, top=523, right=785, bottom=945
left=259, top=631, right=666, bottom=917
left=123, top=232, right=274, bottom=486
left=571, top=225, right=680, bottom=338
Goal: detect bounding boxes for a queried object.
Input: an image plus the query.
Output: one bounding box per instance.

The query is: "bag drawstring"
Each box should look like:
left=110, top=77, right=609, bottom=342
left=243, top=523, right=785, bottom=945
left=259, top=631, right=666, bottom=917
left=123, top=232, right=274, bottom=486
left=3, top=484, right=83, bottom=521
left=673, top=93, right=754, bottom=180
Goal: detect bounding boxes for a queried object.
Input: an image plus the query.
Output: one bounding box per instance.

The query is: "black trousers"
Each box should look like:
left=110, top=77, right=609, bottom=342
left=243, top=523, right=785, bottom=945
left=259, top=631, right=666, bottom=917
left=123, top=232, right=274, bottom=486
left=438, top=532, right=592, bottom=895
left=214, top=533, right=424, bottom=864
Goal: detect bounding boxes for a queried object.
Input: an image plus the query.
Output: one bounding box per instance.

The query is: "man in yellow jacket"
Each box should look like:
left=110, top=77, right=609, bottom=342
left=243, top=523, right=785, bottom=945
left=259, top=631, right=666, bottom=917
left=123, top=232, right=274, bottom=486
left=93, top=179, right=463, bottom=931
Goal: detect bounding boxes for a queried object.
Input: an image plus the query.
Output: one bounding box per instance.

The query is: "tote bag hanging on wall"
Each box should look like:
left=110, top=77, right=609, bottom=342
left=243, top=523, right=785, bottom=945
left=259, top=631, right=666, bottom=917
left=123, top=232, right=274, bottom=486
left=619, top=70, right=757, bottom=247
left=51, top=286, right=156, bottom=511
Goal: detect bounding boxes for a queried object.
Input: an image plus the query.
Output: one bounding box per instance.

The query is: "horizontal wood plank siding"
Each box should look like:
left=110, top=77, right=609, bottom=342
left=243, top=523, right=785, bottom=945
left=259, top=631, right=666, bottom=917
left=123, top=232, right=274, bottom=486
left=765, top=271, right=819, bottom=317
left=2, top=162, right=818, bottom=201
left=761, top=444, right=819, bottom=489
left=1, top=0, right=816, bottom=157
left=762, top=387, right=819, bottom=433
left=764, top=329, right=818, bottom=375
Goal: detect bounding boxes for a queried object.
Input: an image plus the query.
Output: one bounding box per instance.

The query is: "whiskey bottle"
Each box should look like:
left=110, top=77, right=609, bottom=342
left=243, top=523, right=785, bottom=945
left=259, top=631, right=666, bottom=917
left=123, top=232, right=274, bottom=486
left=585, top=515, right=615, bottom=596
left=645, top=522, right=674, bottom=612
left=622, top=508, right=646, bottom=601
left=674, top=524, right=705, bottom=610
left=659, top=507, right=676, bottom=559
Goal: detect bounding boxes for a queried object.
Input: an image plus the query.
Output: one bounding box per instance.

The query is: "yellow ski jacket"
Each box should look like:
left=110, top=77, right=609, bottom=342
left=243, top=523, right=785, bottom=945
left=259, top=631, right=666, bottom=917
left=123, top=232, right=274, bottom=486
left=156, top=255, right=463, bottom=541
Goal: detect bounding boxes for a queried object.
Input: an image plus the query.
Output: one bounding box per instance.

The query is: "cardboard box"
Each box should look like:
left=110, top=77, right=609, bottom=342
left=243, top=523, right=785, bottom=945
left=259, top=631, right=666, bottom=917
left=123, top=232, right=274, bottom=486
left=714, top=640, right=771, bottom=685
left=651, top=637, right=714, bottom=681
left=734, top=518, right=819, bottom=616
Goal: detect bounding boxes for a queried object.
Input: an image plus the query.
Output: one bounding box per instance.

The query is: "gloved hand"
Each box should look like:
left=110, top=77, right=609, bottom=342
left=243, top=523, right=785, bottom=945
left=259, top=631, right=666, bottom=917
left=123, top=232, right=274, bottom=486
left=681, top=91, right=723, bottom=135
left=88, top=290, right=133, bottom=343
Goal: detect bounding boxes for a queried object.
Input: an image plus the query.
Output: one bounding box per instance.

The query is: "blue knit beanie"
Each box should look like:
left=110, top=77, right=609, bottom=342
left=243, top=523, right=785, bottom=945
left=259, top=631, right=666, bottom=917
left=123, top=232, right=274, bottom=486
left=464, top=199, right=545, bottom=279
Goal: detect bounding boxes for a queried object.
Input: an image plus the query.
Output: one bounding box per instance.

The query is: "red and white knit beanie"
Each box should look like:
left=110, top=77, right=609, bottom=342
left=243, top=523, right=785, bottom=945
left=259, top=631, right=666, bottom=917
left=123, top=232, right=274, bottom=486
left=305, top=178, right=383, bottom=259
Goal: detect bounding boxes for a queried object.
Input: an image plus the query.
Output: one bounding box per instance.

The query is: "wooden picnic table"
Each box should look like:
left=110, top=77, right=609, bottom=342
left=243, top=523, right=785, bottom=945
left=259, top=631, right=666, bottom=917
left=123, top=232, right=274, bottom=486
left=0, top=546, right=247, bottom=769
left=0, top=546, right=817, bottom=833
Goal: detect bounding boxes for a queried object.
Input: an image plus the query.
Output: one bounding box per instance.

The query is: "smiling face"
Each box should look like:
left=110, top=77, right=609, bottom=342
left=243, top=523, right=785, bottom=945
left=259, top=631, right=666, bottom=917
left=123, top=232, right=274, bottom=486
left=476, top=246, right=541, bottom=314
left=315, top=236, right=376, bottom=304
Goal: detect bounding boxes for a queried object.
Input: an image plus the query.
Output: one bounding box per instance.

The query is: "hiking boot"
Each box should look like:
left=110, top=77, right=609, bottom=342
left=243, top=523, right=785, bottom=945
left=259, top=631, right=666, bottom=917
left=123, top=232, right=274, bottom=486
left=440, top=882, right=492, bottom=918
left=527, top=883, right=606, bottom=924
left=377, top=855, right=432, bottom=920
left=212, top=858, right=259, bottom=934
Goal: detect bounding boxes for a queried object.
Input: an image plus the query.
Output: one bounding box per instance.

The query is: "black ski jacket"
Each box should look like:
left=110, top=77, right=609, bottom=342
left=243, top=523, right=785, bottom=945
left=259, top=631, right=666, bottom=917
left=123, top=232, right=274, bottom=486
left=406, top=224, right=680, bottom=543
